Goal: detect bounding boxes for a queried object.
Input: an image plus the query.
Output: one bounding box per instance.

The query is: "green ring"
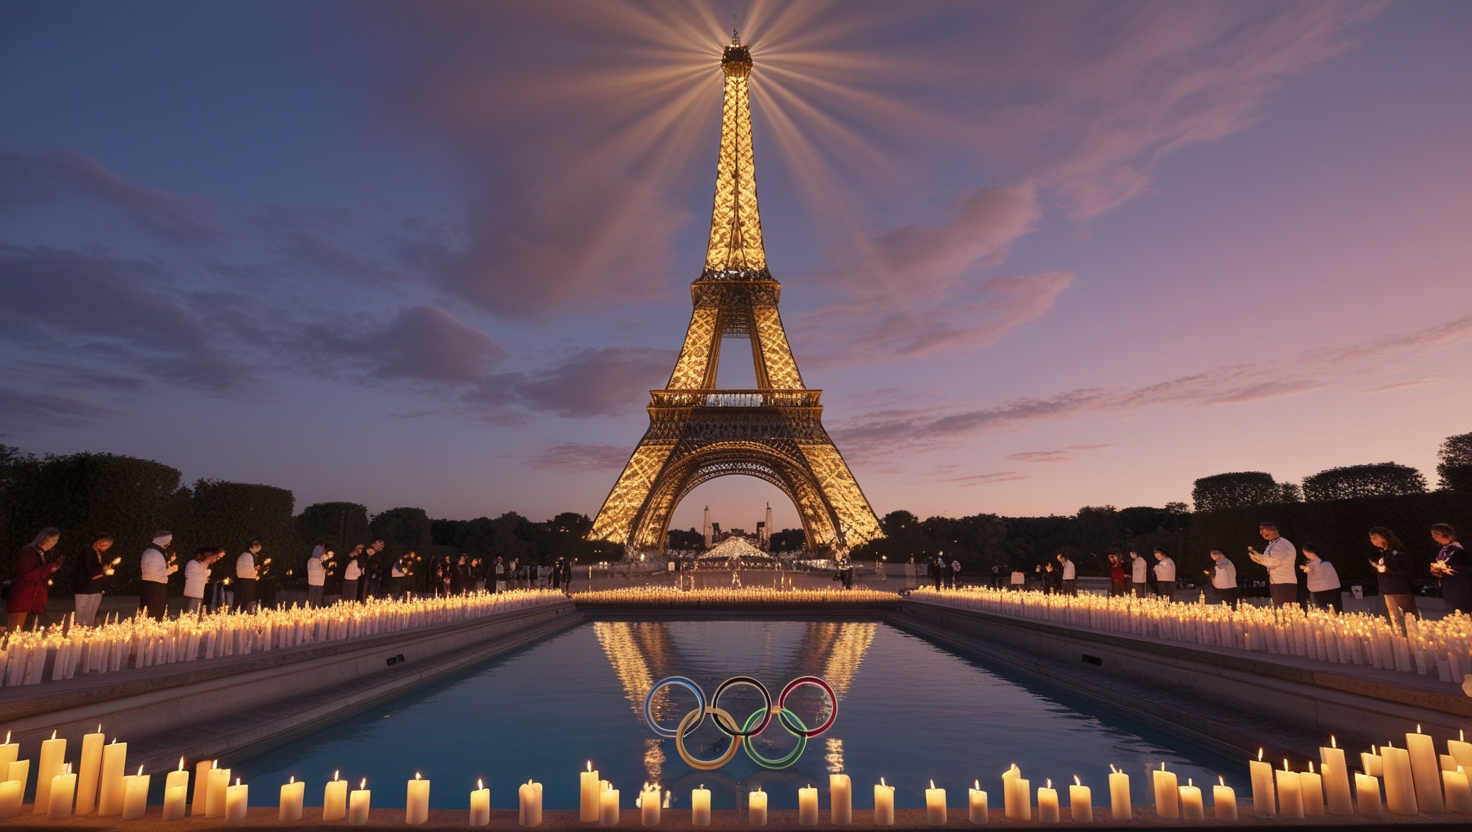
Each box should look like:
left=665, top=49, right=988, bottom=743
left=740, top=707, right=808, bottom=770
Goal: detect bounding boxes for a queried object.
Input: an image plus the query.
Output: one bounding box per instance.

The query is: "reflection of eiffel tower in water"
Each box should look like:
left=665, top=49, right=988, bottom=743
left=593, top=621, right=877, bottom=785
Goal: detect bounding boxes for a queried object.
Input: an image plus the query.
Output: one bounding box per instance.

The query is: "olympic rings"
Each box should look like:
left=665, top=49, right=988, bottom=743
left=645, top=675, right=836, bottom=771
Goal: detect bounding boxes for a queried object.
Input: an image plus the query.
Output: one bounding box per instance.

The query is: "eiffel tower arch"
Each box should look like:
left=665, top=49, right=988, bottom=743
left=590, top=33, right=882, bottom=556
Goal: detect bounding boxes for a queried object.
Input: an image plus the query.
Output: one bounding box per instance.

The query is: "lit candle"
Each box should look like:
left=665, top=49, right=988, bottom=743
left=325, top=771, right=348, bottom=822
left=1212, top=776, right=1237, bottom=821
left=1406, top=726, right=1444, bottom=814
left=1444, top=767, right=1472, bottom=814
left=830, top=773, right=851, bottom=825
left=280, top=776, right=305, bottom=822
left=164, top=758, right=189, bottom=821
left=1300, top=761, right=1324, bottom=816
left=8, top=760, right=29, bottom=794
left=692, top=783, right=710, bottom=826
left=193, top=760, right=214, bottom=816
left=600, top=782, right=619, bottom=827
left=749, top=787, right=768, bottom=826
left=1152, top=763, right=1178, bottom=820
left=47, top=763, right=77, bottom=819
left=1320, top=737, right=1354, bottom=815
left=1037, top=779, right=1059, bottom=823
left=1002, top=765, right=1029, bottom=821
left=799, top=784, right=819, bottom=826
left=123, top=765, right=150, bottom=820
left=580, top=762, right=601, bottom=822
left=0, top=778, right=21, bottom=819
left=226, top=777, right=248, bottom=822
left=1446, top=754, right=1460, bottom=772
left=1382, top=743, right=1418, bottom=815
left=874, top=779, right=894, bottom=826
left=207, top=765, right=232, bottom=818
left=1068, top=775, right=1090, bottom=822
left=76, top=725, right=106, bottom=815
left=1275, top=762, right=1303, bottom=819
left=35, top=731, right=66, bottom=815
left=638, top=782, right=659, bottom=827
left=349, top=778, right=371, bottom=825
left=0, top=731, right=17, bottom=768
left=970, top=779, right=989, bottom=824
left=926, top=780, right=947, bottom=826
left=407, top=772, right=430, bottom=825
left=1178, top=778, right=1203, bottom=821
left=1362, top=746, right=1383, bottom=778
left=1249, top=749, right=1275, bottom=817
left=1354, top=772, right=1383, bottom=814
left=471, top=779, right=490, bottom=827
left=519, top=779, right=542, bottom=827
left=99, top=738, right=128, bottom=817
left=1450, top=730, right=1472, bottom=771
left=1108, top=765, right=1131, bottom=820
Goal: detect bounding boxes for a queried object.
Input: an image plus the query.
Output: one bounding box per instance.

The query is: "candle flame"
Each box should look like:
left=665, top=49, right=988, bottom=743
left=1283, top=759, right=1290, bottom=772
left=65, top=763, right=72, bottom=775
left=51, top=730, right=57, bottom=740
left=1219, top=776, right=1225, bottom=787
left=1046, top=779, right=1052, bottom=789
left=1160, top=762, right=1166, bottom=771
left=235, top=777, right=241, bottom=786
left=415, top=772, right=421, bottom=780
left=213, top=760, right=219, bottom=769
left=929, top=780, right=935, bottom=789
left=4, top=731, right=9, bottom=743
left=334, top=771, right=340, bottom=781
left=528, top=780, right=533, bottom=786
left=1073, top=776, right=1081, bottom=787
left=1331, top=735, right=1337, bottom=748
left=587, top=761, right=592, bottom=772
left=479, top=779, right=484, bottom=790
left=138, top=765, right=144, bottom=776
left=880, top=778, right=886, bottom=787
left=1416, top=724, right=1422, bottom=733
left=179, top=758, right=185, bottom=771
left=97, top=723, right=103, bottom=733
left=1257, top=748, right=1263, bottom=761
left=975, top=779, right=980, bottom=790
left=291, top=776, right=296, bottom=784
left=1308, top=761, right=1314, bottom=774
left=360, top=779, right=367, bottom=789
left=1110, top=764, right=1119, bottom=774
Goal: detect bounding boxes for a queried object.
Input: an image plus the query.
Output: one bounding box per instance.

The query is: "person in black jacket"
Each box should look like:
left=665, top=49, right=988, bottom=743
left=73, top=533, right=115, bottom=626
left=1430, top=523, right=1470, bottom=614
left=1369, top=526, right=1417, bottom=630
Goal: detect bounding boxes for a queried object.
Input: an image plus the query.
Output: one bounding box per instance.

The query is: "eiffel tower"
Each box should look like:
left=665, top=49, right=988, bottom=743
left=590, top=31, right=882, bottom=555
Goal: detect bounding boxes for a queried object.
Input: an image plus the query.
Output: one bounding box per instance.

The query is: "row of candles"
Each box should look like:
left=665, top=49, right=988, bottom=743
left=0, top=590, right=567, bottom=688
left=575, top=588, right=896, bottom=607
left=910, top=586, right=1472, bottom=682
left=6, top=728, right=1470, bottom=824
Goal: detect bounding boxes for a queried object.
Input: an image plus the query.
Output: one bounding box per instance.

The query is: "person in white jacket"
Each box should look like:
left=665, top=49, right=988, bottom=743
left=341, top=546, right=364, bottom=603
left=1129, top=550, right=1149, bottom=598
left=233, top=540, right=262, bottom=613
left=1055, top=553, right=1077, bottom=596
left=1205, top=549, right=1239, bottom=607
left=1152, top=548, right=1177, bottom=601
left=184, top=547, right=224, bottom=615
left=139, top=531, right=177, bottom=620
left=1300, top=544, right=1342, bottom=612
left=1248, top=522, right=1299, bottom=608
left=306, top=544, right=327, bottom=607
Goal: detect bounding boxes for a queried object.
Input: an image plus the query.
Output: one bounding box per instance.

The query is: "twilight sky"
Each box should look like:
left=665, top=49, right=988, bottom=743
left=2, top=0, right=1470, bottom=532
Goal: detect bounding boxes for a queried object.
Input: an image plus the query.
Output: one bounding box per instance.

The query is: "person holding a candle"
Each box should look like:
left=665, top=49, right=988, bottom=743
left=72, top=532, right=116, bottom=626
left=1152, top=548, right=1177, bottom=601
left=1206, top=549, right=1239, bottom=607
left=1430, top=523, right=1470, bottom=614
left=1249, top=522, right=1299, bottom=608
left=139, top=531, right=177, bottom=620
left=1057, top=553, right=1077, bottom=596
left=342, top=545, right=364, bottom=603
left=1129, top=550, right=1149, bottom=598
left=233, top=540, right=262, bottom=613
left=1108, top=554, right=1126, bottom=597
left=6, top=527, right=62, bottom=632
left=185, top=547, right=225, bottom=615
left=1369, top=527, right=1418, bottom=630
left=1300, top=545, right=1343, bottom=611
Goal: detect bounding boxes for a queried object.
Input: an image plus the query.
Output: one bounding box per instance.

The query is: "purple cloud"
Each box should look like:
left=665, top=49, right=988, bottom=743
left=530, top=442, right=632, bottom=472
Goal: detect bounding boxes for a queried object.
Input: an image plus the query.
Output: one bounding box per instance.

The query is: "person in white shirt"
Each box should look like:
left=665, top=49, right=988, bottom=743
left=1299, top=544, right=1342, bottom=612
left=306, top=544, right=327, bottom=607
left=341, top=545, right=364, bottom=603
left=1055, top=553, right=1077, bottom=596
left=1205, top=549, right=1239, bottom=607
left=139, top=531, right=177, bottom=620
left=233, top=540, right=262, bottom=613
left=493, top=556, right=505, bottom=594
left=1129, top=550, right=1149, bottom=598
left=391, top=554, right=407, bottom=600
left=950, top=558, right=961, bottom=588
left=184, top=546, right=224, bottom=615
left=1248, top=522, right=1299, bottom=608
left=1152, top=548, right=1177, bottom=601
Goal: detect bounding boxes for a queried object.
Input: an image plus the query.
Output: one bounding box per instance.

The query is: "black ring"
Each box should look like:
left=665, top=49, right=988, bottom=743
left=709, top=675, right=773, bottom=737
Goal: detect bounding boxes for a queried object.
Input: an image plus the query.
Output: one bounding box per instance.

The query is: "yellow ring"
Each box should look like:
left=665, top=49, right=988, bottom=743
left=674, top=706, right=742, bottom=771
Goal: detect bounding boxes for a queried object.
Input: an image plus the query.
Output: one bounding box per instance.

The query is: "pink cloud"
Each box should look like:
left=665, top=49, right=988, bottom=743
left=530, top=442, right=632, bottom=472
left=1008, top=445, right=1114, bottom=464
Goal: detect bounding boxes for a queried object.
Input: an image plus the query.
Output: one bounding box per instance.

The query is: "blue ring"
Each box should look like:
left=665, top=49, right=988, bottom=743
left=644, top=676, right=707, bottom=738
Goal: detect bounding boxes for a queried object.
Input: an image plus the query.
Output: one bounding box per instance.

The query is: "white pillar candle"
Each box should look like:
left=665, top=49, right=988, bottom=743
left=47, top=765, right=77, bottom=819
left=406, top=772, right=430, bottom=824
left=471, top=780, right=490, bottom=827
left=325, top=773, right=348, bottom=822
left=692, top=784, right=710, bottom=826
left=639, top=783, right=659, bottom=827
left=123, top=767, right=151, bottom=820
left=599, top=784, right=619, bottom=827
left=8, top=760, right=29, bottom=793
left=1362, top=748, right=1383, bottom=778
left=1152, top=765, right=1178, bottom=820
left=76, top=727, right=106, bottom=815
left=926, top=780, right=947, bottom=826
left=1354, top=773, right=1383, bottom=814
left=164, top=760, right=189, bottom=821
left=581, top=764, right=601, bottom=822
left=749, top=788, right=767, bottom=826
left=1450, top=733, right=1472, bottom=771
left=1249, top=753, right=1274, bottom=817
left=1275, top=767, right=1303, bottom=819
left=226, top=778, right=249, bottom=822
left=1002, top=767, right=1029, bottom=821
left=1212, top=778, right=1237, bottom=821
left=1037, top=781, right=1059, bottom=823
left=35, top=733, right=66, bottom=814
left=970, top=780, right=989, bottom=824
left=1406, top=728, right=1445, bottom=814
left=799, top=784, right=819, bottom=826
left=0, top=732, right=17, bottom=768
left=1382, top=745, right=1418, bottom=815
left=519, top=780, right=542, bottom=827
left=280, top=777, right=305, bottom=822
left=1067, top=777, right=1090, bottom=822
left=830, top=773, right=851, bottom=825
left=207, top=766, right=232, bottom=818
left=348, top=780, right=371, bottom=825
left=1300, top=765, right=1324, bottom=816
left=99, top=740, right=128, bottom=817
left=193, top=760, right=214, bottom=816
left=1446, top=754, right=1460, bottom=772
left=0, top=779, right=21, bottom=820
left=1320, top=740, right=1354, bottom=815
left=873, top=780, right=894, bottom=826
left=1178, top=780, right=1203, bottom=821
left=1108, top=767, right=1131, bottom=820
left=1445, top=768, right=1472, bottom=814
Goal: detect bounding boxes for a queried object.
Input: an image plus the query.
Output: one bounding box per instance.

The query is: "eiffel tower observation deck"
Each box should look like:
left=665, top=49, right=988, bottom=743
left=590, top=31, right=882, bottom=556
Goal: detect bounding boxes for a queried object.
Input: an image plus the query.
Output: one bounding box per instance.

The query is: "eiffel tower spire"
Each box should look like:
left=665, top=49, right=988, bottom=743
left=705, top=31, right=766, bottom=277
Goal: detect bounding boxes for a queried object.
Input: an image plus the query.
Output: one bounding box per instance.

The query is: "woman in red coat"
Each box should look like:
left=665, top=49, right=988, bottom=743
left=7, top=527, right=63, bottom=632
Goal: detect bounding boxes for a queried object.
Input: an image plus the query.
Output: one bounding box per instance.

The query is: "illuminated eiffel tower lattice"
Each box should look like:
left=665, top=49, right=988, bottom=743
left=591, top=33, right=882, bottom=555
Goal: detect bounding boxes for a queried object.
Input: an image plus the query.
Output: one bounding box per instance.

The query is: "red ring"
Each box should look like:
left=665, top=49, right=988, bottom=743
left=776, top=675, right=838, bottom=737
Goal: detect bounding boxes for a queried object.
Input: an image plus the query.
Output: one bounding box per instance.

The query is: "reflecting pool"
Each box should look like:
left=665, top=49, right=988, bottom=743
left=234, top=620, right=1243, bottom=809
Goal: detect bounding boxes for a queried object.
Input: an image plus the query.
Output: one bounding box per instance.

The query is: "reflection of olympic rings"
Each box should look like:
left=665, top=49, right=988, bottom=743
left=644, top=675, right=836, bottom=770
